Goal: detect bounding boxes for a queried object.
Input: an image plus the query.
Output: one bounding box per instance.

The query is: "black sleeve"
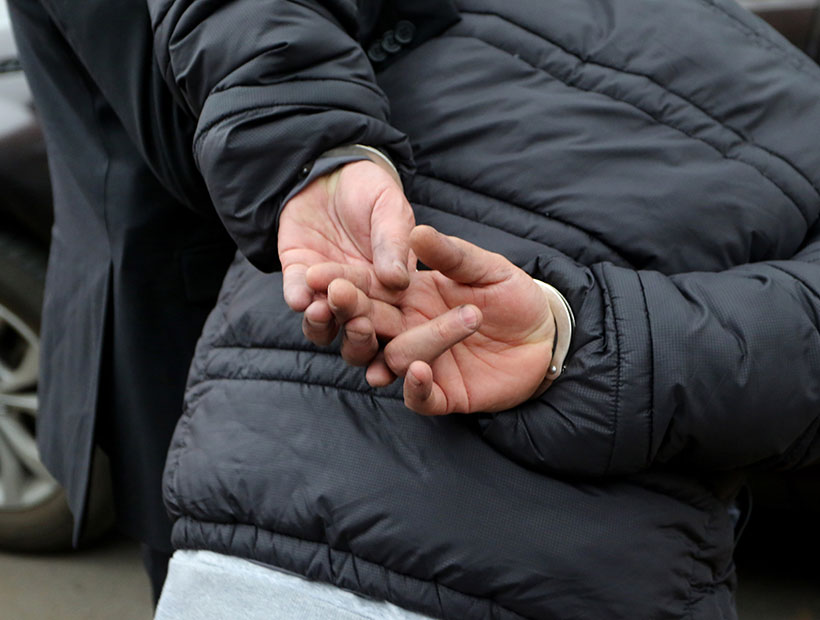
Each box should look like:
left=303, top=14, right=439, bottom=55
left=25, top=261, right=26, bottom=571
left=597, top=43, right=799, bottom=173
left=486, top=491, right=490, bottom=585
left=148, top=0, right=413, bottom=269
left=478, top=221, right=820, bottom=476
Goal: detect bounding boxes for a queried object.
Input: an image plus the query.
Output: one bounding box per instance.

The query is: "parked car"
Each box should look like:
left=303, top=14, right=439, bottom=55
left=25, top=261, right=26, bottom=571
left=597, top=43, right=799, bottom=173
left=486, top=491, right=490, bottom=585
left=0, top=0, right=817, bottom=553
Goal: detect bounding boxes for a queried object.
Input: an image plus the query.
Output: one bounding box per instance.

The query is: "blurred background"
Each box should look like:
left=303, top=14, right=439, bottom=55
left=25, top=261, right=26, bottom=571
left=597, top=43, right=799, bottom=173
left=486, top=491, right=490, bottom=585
left=0, top=0, right=818, bottom=618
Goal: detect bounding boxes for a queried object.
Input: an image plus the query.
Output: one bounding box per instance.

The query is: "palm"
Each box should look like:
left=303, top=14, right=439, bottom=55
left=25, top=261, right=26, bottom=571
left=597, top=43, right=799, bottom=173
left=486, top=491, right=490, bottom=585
left=384, top=269, right=554, bottom=413
left=277, top=160, right=414, bottom=312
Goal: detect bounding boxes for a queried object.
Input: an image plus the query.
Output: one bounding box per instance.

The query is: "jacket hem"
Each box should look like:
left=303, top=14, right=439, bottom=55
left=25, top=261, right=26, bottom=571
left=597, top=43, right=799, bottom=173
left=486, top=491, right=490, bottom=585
left=171, top=516, right=535, bottom=620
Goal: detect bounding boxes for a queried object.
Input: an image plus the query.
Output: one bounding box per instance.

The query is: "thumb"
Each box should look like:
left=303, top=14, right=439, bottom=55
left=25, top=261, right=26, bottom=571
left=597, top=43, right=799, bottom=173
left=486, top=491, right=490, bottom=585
left=369, top=181, right=415, bottom=290
left=409, top=225, right=512, bottom=286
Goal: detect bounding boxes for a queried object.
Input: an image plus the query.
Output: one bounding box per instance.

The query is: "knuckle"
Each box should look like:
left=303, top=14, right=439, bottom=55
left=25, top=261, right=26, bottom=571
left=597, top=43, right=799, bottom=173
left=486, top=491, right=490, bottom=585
left=344, top=327, right=371, bottom=346
left=433, top=317, right=455, bottom=343
left=356, top=289, right=372, bottom=315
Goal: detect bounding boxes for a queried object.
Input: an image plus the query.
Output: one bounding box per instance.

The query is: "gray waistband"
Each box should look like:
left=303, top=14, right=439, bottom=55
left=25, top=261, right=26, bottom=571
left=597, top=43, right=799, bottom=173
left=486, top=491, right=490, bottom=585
left=155, top=550, right=435, bottom=620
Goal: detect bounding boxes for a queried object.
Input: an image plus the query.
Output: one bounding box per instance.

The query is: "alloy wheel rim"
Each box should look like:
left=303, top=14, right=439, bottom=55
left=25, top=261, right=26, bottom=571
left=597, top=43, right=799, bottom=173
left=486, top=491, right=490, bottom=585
left=0, top=302, right=58, bottom=511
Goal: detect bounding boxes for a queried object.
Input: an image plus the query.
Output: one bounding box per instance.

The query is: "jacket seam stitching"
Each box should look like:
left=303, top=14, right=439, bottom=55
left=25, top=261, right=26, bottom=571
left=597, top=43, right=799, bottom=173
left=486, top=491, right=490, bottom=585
left=694, top=0, right=811, bottom=73
left=210, top=344, right=342, bottom=354
left=176, top=517, right=533, bottom=620
left=165, top=399, right=198, bottom=514
left=412, top=173, right=631, bottom=265
left=457, top=8, right=820, bottom=202
left=766, top=262, right=820, bottom=305
left=681, top=507, right=725, bottom=619
left=599, top=265, right=622, bottom=474
left=194, top=102, right=295, bottom=155
left=208, top=74, right=386, bottom=100
left=763, top=263, right=820, bottom=334
left=192, top=85, right=379, bottom=157
left=193, top=375, right=404, bottom=401
left=445, top=26, right=811, bottom=224
left=636, top=272, right=655, bottom=466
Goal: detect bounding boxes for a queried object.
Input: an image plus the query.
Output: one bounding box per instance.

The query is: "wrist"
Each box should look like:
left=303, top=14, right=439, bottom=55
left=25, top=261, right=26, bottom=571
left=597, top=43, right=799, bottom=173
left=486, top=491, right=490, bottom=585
left=282, top=144, right=402, bottom=211
left=319, top=144, right=403, bottom=190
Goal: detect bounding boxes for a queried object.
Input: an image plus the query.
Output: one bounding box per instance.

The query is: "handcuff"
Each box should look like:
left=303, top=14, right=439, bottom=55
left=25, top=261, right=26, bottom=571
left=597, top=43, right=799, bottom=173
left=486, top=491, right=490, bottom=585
left=533, top=279, right=575, bottom=395
left=318, top=144, right=403, bottom=189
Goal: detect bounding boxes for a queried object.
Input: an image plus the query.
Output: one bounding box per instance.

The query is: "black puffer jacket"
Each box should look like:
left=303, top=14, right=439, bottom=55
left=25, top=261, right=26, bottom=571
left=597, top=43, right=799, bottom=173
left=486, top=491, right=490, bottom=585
left=161, top=0, right=820, bottom=617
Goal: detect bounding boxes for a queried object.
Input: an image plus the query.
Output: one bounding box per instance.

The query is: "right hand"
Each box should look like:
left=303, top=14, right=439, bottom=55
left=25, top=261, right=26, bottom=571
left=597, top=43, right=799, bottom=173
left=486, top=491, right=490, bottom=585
left=306, top=226, right=557, bottom=415
left=277, top=159, right=416, bottom=345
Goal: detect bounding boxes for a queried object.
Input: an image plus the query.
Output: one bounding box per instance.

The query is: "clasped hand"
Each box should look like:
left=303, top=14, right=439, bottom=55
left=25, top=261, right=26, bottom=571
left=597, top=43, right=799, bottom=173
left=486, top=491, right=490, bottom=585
left=278, top=161, right=555, bottom=415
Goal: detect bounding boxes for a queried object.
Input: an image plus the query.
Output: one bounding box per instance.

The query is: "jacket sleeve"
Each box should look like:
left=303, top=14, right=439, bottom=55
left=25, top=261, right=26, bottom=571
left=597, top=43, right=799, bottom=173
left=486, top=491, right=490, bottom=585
left=478, top=221, right=820, bottom=477
left=147, top=0, right=413, bottom=270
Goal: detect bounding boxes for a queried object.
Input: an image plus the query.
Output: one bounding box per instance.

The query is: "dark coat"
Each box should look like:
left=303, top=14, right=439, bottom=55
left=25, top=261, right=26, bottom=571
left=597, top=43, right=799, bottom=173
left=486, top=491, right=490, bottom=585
left=163, top=0, right=820, bottom=617
left=8, top=0, right=233, bottom=548
left=9, top=0, right=453, bottom=548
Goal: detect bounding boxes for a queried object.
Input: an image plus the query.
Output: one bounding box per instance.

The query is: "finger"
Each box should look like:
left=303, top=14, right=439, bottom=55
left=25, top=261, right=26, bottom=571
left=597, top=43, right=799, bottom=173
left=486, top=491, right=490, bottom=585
left=409, top=225, right=511, bottom=286
left=326, top=278, right=406, bottom=339
left=384, top=304, right=482, bottom=376
left=340, top=316, right=379, bottom=367
left=365, top=352, right=396, bottom=387
left=403, top=361, right=448, bottom=415
left=283, top=264, right=313, bottom=312
left=371, top=186, right=415, bottom=290
left=302, top=300, right=338, bottom=346
left=306, top=263, right=376, bottom=297
left=327, top=278, right=373, bottom=325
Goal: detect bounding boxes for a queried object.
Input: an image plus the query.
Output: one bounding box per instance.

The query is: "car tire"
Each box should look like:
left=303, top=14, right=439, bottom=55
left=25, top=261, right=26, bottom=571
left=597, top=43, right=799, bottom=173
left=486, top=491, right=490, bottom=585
left=0, top=227, right=114, bottom=551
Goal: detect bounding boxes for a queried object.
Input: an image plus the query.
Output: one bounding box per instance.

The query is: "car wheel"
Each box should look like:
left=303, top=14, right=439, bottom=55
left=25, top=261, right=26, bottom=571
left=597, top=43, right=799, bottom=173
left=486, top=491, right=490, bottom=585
left=0, top=228, right=113, bottom=551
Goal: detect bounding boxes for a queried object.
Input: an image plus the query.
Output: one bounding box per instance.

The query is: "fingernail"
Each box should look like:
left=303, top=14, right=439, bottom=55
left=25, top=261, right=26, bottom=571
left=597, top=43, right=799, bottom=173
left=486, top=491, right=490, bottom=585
left=408, top=371, right=422, bottom=387
left=459, top=305, right=479, bottom=330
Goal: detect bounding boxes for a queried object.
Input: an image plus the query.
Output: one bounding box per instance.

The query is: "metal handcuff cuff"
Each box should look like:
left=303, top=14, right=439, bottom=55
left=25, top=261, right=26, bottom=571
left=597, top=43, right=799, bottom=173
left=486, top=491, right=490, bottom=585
left=319, top=144, right=403, bottom=189
left=533, top=279, right=575, bottom=395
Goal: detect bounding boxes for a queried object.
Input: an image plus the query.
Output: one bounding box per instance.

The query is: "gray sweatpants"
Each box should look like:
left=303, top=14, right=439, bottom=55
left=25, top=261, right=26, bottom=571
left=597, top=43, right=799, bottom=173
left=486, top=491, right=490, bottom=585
left=155, top=550, right=435, bottom=620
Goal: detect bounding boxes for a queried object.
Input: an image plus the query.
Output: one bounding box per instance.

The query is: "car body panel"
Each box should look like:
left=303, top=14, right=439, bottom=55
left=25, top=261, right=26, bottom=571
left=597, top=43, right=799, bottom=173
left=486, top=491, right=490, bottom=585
left=0, top=0, right=51, bottom=244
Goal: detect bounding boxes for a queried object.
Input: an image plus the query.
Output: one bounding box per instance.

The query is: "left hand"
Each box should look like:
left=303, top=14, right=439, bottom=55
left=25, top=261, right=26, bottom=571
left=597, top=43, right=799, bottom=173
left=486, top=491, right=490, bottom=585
left=277, top=159, right=415, bottom=344
left=306, top=225, right=556, bottom=415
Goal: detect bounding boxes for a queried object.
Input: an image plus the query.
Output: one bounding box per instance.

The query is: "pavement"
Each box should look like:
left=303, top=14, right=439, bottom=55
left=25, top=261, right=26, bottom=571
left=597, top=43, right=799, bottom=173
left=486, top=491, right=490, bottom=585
left=0, top=534, right=817, bottom=619
left=737, top=571, right=820, bottom=620
left=0, top=535, right=152, bottom=620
